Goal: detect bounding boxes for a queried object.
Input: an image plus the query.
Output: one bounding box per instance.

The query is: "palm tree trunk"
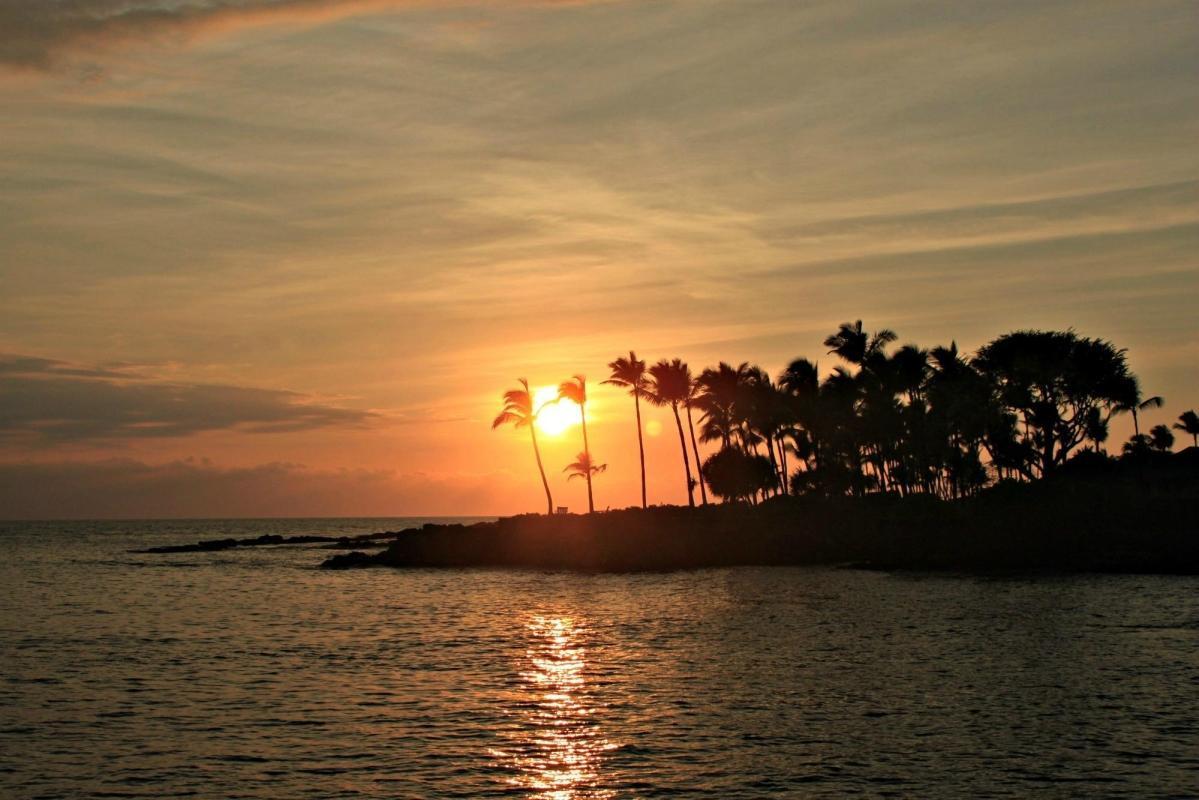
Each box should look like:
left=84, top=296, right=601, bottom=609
left=685, top=401, right=708, bottom=505
left=671, top=402, right=695, bottom=507
left=530, top=425, right=553, bottom=515
left=777, top=434, right=790, bottom=495
left=634, top=393, right=647, bottom=508
left=764, top=434, right=780, bottom=496
left=580, top=405, right=594, bottom=513
left=1132, top=408, right=1140, bottom=437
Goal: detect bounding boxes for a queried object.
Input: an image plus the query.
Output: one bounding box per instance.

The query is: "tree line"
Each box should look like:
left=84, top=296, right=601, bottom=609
left=494, top=322, right=1199, bottom=512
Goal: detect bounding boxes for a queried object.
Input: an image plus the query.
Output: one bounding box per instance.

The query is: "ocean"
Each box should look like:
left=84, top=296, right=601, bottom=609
left=2, top=518, right=1197, bottom=798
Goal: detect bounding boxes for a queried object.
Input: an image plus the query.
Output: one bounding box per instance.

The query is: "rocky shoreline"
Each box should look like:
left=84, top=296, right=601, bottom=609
left=131, top=529, right=405, bottom=554
left=320, top=459, right=1199, bottom=574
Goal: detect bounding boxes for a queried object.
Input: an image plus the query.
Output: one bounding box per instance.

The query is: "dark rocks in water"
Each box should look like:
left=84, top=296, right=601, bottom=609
left=135, top=528, right=414, bottom=554
left=319, top=457, right=1199, bottom=574
left=321, top=551, right=376, bottom=569
left=323, top=531, right=406, bottom=550
left=133, top=533, right=336, bottom=554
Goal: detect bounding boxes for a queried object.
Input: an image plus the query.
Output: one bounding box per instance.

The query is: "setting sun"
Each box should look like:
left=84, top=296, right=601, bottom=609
left=533, top=386, right=582, bottom=437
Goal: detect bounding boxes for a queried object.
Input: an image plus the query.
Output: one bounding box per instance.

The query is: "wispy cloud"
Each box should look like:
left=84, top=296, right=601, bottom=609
left=0, top=0, right=598, bottom=71
left=0, top=353, right=376, bottom=444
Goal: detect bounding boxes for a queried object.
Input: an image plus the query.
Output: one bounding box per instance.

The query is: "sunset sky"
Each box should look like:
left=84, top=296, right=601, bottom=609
left=2, top=0, right=1197, bottom=518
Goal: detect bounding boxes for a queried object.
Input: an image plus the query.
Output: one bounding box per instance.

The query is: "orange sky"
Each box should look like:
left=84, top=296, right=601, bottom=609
left=1, top=1, right=1197, bottom=518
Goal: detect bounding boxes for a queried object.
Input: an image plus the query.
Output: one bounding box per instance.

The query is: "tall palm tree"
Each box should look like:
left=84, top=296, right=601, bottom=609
left=492, top=378, right=554, bottom=515
left=564, top=452, right=607, bottom=484
left=1114, top=378, right=1163, bottom=437
left=557, top=375, right=595, bottom=513
left=648, top=358, right=696, bottom=507
left=695, top=361, right=751, bottom=449
left=684, top=377, right=708, bottom=505
left=780, top=357, right=821, bottom=471
left=603, top=352, right=649, bottom=508
left=823, top=320, right=897, bottom=368
left=1174, top=410, right=1199, bottom=448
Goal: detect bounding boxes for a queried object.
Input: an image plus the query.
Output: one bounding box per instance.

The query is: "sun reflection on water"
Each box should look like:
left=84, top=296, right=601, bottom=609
left=492, top=615, right=617, bottom=799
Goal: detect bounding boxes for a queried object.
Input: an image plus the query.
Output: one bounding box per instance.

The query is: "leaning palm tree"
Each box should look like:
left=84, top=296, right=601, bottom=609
left=492, top=378, right=554, bottom=515
left=1174, top=410, right=1199, bottom=448
left=558, top=375, right=595, bottom=513
left=603, top=352, right=649, bottom=508
left=564, top=452, right=607, bottom=484
left=648, top=358, right=696, bottom=507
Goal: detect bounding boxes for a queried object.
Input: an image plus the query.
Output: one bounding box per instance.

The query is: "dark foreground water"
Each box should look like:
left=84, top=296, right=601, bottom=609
left=2, top=519, right=1197, bottom=798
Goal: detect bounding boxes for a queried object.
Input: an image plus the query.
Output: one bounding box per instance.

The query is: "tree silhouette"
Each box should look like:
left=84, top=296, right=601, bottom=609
left=495, top=326, right=1169, bottom=508
left=684, top=377, right=709, bottom=505
left=603, top=352, right=649, bottom=508
left=648, top=358, right=697, bottom=507
left=701, top=446, right=775, bottom=503
left=1114, top=378, right=1164, bottom=437
left=1174, top=410, right=1199, bottom=448
left=492, top=378, right=554, bottom=515
left=1082, top=406, right=1109, bottom=453
left=974, top=331, right=1133, bottom=479
left=1149, top=423, right=1175, bottom=453
left=564, top=452, right=607, bottom=484
left=695, top=362, right=751, bottom=449
left=558, top=375, right=595, bottom=513
left=823, top=320, right=897, bottom=367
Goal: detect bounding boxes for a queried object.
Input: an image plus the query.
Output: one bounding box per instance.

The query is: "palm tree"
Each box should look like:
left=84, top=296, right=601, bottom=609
left=648, top=358, right=697, bottom=507
left=564, top=452, right=607, bottom=485
left=1114, top=378, right=1163, bottom=437
left=492, top=378, right=554, bottom=515
left=558, top=375, right=595, bottom=513
left=779, top=357, right=821, bottom=472
left=1173, top=410, right=1199, bottom=448
left=685, top=377, right=709, bottom=505
left=695, top=361, right=751, bottom=449
left=1149, top=423, right=1175, bottom=453
left=823, top=320, right=897, bottom=368
left=1082, top=406, right=1109, bottom=453
left=603, top=352, right=649, bottom=508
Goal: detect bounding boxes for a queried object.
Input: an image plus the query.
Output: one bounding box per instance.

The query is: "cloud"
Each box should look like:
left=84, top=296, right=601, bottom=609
left=0, top=353, right=375, bottom=445
left=0, top=457, right=519, bottom=518
left=0, top=0, right=594, bottom=71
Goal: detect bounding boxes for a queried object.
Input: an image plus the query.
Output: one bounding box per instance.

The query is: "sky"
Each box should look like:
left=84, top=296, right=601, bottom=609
left=1, top=0, right=1197, bottom=518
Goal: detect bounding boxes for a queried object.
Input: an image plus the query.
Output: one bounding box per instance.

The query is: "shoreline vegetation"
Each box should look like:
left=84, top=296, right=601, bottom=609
left=496, top=325, right=1199, bottom=513
left=319, top=449, right=1198, bottom=573
left=134, top=449, right=1199, bottom=573
left=140, top=322, right=1199, bottom=574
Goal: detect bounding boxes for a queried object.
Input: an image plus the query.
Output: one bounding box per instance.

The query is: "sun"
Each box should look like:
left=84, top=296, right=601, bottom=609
left=532, top=386, right=582, bottom=436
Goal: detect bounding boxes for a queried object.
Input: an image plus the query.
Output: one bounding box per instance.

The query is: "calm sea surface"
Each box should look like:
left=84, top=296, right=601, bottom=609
left=2, top=518, right=1197, bottom=798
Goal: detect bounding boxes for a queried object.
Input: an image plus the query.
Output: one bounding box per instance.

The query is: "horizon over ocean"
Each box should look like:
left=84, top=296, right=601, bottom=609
left=3, top=518, right=1198, bottom=798
left=0, top=515, right=502, bottom=523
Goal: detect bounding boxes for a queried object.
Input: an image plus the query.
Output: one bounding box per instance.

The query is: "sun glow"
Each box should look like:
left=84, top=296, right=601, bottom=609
left=533, top=386, right=582, bottom=437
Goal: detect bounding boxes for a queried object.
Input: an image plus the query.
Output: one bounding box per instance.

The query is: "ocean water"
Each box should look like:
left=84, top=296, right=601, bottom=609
left=1, top=519, right=1197, bottom=798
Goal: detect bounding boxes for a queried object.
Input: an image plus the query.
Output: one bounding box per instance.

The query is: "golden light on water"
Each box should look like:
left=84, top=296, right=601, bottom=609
left=533, top=386, right=583, bottom=437
left=493, top=615, right=617, bottom=799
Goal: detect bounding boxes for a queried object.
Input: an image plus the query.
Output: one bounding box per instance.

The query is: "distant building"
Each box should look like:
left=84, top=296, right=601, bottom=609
left=555, top=506, right=569, bottom=514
